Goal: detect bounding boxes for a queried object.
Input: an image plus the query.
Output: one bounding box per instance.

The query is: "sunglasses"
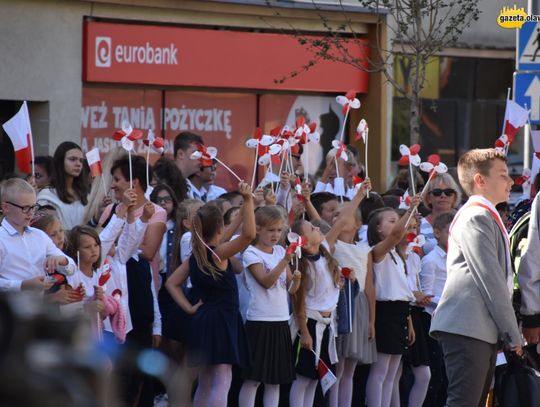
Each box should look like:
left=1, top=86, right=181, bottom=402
left=430, top=188, right=456, bottom=197
left=156, top=196, right=173, bottom=205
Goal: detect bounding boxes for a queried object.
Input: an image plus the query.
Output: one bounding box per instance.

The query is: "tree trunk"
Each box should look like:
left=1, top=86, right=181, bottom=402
left=409, top=91, right=421, bottom=145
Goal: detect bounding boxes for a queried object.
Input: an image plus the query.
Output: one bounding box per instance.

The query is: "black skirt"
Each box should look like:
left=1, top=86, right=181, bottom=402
left=293, top=318, right=336, bottom=380
left=243, top=320, right=296, bottom=384
left=375, top=300, right=410, bottom=355
left=404, top=306, right=431, bottom=366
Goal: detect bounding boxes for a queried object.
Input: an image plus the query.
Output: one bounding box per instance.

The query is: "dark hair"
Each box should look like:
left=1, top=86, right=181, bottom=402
left=207, top=198, right=229, bottom=214
left=150, top=183, right=178, bottom=221
left=153, top=157, right=188, bottom=202
left=310, top=192, right=338, bottom=216
left=219, top=191, right=242, bottom=204
left=34, top=156, right=53, bottom=177
left=360, top=192, right=385, bottom=224
left=191, top=204, right=224, bottom=280
left=173, top=132, right=204, bottom=159
left=111, top=155, right=150, bottom=192
left=51, top=142, right=90, bottom=205
left=66, top=225, right=101, bottom=271
left=367, top=207, right=397, bottom=247
left=224, top=206, right=240, bottom=226
left=432, top=211, right=455, bottom=231
left=382, top=195, right=400, bottom=209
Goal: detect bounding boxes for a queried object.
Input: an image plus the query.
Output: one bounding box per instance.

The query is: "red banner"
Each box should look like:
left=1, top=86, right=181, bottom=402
left=83, top=21, right=369, bottom=93
left=81, top=88, right=256, bottom=192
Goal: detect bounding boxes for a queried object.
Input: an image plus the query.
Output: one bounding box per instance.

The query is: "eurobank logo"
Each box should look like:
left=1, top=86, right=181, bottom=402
left=95, top=36, right=111, bottom=67
left=94, top=36, right=178, bottom=68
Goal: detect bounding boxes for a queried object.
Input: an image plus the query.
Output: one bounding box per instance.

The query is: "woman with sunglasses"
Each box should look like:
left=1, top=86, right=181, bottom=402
left=37, top=142, right=90, bottom=230
left=420, top=173, right=462, bottom=254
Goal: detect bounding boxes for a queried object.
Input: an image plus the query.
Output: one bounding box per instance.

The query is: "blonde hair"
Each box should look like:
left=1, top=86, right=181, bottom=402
left=1, top=178, right=35, bottom=203
left=422, top=172, right=463, bottom=208
left=191, top=204, right=224, bottom=280
left=457, top=148, right=506, bottom=196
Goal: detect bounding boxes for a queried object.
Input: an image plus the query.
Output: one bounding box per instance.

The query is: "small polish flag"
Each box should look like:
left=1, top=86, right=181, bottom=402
left=2, top=101, right=34, bottom=174
left=318, top=358, right=337, bottom=396
left=502, top=99, right=529, bottom=144
left=86, top=148, right=102, bottom=177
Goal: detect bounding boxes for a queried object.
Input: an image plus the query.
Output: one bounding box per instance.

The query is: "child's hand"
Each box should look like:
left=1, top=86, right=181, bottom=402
left=21, top=276, right=54, bottom=291
left=300, top=330, right=313, bottom=350
left=409, top=194, right=422, bottom=209
left=44, top=256, right=68, bottom=273
left=101, top=194, right=113, bottom=208
left=93, top=286, right=104, bottom=302
left=190, top=299, right=204, bottom=315
left=361, top=177, right=372, bottom=194
left=292, top=270, right=301, bottom=282
left=253, top=188, right=265, bottom=207
left=368, top=321, right=375, bottom=341
left=238, top=182, right=253, bottom=200
left=301, top=181, right=311, bottom=201
left=280, top=172, right=290, bottom=190
left=46, top=285, right=82, bottom=304
left=414, top=292, right=433, bottom=306
left=408, top=317, right=416, bottom=346
left=264, top=189, right=277, bottom=206
left=140, top=201, right=155, bottom=223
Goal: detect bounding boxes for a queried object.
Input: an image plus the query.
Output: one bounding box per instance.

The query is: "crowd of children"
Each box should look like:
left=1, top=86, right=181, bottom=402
left=0, top=130, right=533, bottom=407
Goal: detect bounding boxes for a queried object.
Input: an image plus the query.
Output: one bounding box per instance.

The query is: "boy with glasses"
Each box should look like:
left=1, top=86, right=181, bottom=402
left=188, top=160, right=226, bottom=203
left=0, top=178, right=75, bottom=292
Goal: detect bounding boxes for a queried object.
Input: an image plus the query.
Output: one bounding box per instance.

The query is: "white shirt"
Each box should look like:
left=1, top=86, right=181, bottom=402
left=357, top=225, right=368, bottom=244
left=304, top=241, right=340, bottom=312
left=37, top=187, right=85, bottom=230
left=333, top=240, right=370, bottom=291
left=420, top=217, right=437, bottom=255
left=243, top=245, right=289, bottom=321
left=373, top=249, right=415, bottom=302
left=420, top=244, right=447, bottom=315
left=0, top=219, right=76, bottom=291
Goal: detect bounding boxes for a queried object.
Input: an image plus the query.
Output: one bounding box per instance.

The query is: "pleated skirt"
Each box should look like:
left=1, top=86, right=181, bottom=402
left=242, top=320, right=296, bottom=384
left=337, top=291, right=377, bottom=364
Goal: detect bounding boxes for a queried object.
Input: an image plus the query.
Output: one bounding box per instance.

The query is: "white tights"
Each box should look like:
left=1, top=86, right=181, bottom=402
left=289, top=374, right=318, bottom=407
left=328, top=357, right=358, bottom=407
left=238, top=380, right=280, bottom=407
left=193, top=364, right=232, bottom=407
left=408, top=365, right=431, bottom=407
left=366, top=353, right=402, bottom=407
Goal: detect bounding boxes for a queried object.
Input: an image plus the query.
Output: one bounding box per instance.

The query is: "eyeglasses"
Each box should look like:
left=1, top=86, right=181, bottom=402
left=156, top=196, right=173, bottom=205
left=201, top=165, right=217, bottom=171
left=6, top=201, right=39, bottom=214
left=430, top=188, right=456, bottom=197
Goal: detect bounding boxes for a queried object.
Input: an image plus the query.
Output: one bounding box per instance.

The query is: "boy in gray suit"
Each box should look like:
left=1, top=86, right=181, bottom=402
left=430, top=148, right=522, bottom=406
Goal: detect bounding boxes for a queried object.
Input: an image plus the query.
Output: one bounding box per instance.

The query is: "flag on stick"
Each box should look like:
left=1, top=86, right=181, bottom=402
left=2, top=101, right=34, bottom=174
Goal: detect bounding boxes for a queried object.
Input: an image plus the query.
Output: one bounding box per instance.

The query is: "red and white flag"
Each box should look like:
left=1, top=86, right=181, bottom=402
left=318, top=358, right=337, bottom=396
left=2, top=101, right=33, bottom=174
left=502, top=99, right=529, bottom=144
left=86, top=148, right=102, bottom=177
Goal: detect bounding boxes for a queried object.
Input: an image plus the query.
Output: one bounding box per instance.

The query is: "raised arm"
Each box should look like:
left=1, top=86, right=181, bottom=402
left=372, top=194, right=420, bottom=263
left=214, top=182, right=256, bottom=261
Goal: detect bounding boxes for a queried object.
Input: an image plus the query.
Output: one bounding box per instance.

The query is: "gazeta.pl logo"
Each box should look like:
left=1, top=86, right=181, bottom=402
left=498, top=4, right=540, bottom=29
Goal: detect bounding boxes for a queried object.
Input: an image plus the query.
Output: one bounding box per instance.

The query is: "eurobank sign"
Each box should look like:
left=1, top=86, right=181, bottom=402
left=83, top=20, right=369, bottom=93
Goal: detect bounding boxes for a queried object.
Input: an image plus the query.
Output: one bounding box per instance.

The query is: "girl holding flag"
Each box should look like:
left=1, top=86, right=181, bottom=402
left=238, top=205, right=301, bottom=407
left=289, top=178, right=370, bottom=407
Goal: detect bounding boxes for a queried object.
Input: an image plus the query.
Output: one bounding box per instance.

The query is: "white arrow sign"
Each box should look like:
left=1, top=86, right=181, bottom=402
left=525, top=76, right=540, bottom=121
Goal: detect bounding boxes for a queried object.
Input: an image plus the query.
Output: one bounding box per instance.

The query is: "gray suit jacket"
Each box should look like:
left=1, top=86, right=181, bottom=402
left=430, top=204, right=521, bottom=347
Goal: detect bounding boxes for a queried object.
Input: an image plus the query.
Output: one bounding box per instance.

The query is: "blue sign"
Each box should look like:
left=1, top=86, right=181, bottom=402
left=515, top=72, right=540, bottom=123
left=518, top=22, right=540, bottom=71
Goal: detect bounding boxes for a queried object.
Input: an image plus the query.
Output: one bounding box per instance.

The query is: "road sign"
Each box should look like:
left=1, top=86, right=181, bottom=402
left=515, top=72, right=540, bottom=123
left=518, top=22, right=540, bottom=71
